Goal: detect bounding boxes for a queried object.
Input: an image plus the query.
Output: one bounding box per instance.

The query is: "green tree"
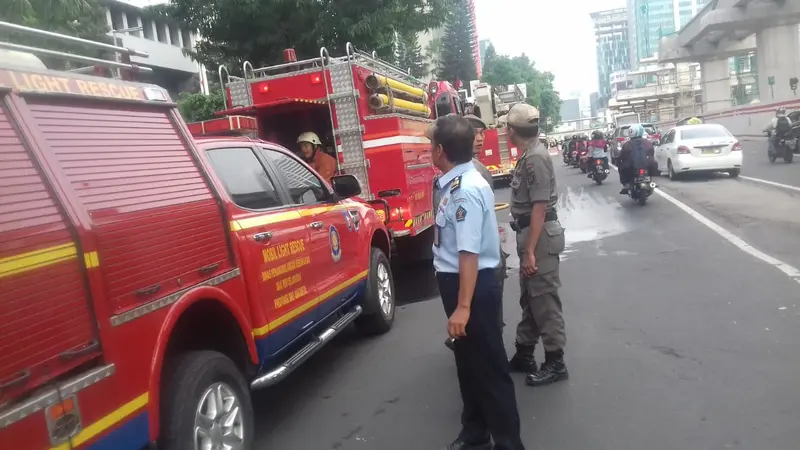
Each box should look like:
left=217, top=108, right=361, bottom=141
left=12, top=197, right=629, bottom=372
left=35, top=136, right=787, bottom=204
left=481, top=44, right=561, bottom=132
left=177, top=88, right=225, bottom=122
left=425, top=37, right=444, bottom=77
left=437, top=0, right=477, bottom=85
left=395, top=32, right=427, bottom=79
left=2, top=0, right=110, bottom=68
left=153, top=0, right=451, bottom=73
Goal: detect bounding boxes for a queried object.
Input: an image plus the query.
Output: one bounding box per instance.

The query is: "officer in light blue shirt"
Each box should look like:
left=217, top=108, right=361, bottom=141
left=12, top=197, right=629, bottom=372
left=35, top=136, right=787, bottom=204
left=427, top=114, right=524, bottom=450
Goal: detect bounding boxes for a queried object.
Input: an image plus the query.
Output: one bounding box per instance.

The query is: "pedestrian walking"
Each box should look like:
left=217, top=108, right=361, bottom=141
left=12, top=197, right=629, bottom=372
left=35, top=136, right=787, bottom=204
left=428, top=114, right=525, bottom=450
left=502, top=104, right=569, bottom=387
left=440, top=114, right=509, bottom=351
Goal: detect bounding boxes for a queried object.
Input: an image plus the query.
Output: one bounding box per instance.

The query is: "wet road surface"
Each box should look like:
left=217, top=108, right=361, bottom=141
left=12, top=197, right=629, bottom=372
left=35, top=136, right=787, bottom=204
left=252, top=154, right=800, bottom=450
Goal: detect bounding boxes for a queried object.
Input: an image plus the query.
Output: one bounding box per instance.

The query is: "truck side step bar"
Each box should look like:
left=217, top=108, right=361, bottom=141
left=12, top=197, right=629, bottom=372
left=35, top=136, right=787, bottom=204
left=250, top=305, right=363, bottom=390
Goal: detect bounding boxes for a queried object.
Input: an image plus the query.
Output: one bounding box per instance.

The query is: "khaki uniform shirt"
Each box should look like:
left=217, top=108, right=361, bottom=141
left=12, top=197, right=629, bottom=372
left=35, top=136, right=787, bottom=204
left=433, top=158, right=493, bottom=210
left=509, top=139, right=557, bottom=219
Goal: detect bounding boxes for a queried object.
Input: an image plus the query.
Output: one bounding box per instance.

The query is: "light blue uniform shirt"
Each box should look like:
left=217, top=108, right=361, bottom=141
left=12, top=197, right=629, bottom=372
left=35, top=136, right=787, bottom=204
left=432, top=162, right=501, bottom=274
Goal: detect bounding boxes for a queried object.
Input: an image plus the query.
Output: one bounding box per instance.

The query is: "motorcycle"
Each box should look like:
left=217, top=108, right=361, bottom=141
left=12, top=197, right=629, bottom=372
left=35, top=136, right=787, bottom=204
left=570, top=150, right=580, bottom=168
left=629, top=168, right=656, bottom=205
left=767, top=132, right=794, bottom=163
left=562, top=149, right=571, bottom=165
left=590, top=158, right=609, bottom=185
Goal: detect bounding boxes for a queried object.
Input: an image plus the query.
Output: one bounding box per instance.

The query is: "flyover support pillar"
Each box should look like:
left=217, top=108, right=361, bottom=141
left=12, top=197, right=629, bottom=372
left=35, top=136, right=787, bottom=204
left=700, top=59, right=731, bottom=113
left=756, top=24, right=800, bottom=103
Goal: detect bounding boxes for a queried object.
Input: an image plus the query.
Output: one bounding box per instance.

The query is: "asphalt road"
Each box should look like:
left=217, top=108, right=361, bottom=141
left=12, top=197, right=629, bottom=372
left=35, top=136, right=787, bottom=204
left=252, top=153, right=800, bottom=450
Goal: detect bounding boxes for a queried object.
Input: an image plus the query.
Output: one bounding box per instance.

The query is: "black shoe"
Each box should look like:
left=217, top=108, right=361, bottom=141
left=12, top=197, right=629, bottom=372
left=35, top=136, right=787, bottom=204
left=508, top=343, right=536, bottom=373
left=445, top=337, right=456, bottom=351
left=440, top=438, right=493, bottom=450
left=526, top=353, right=568, bottom=386
left=619, top=188, right=629, bottom=194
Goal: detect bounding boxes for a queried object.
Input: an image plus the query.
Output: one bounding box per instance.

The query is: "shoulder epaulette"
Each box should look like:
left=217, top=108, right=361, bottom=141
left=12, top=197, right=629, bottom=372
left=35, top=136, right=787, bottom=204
left=450, top=175, right=461, bottom=193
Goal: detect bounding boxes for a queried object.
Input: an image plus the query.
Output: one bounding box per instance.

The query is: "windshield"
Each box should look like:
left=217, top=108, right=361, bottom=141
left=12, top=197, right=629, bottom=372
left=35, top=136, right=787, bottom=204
left=642, top=124, right=657, bottom=135
left=680, top=126, right=731, bottom=140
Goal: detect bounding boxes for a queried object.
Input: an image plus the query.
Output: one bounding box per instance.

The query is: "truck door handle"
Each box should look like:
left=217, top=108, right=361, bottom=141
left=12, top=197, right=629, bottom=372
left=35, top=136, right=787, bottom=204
left=310, top=221, right=324, bottom=230
left=253, top=232, right=272, bottom=242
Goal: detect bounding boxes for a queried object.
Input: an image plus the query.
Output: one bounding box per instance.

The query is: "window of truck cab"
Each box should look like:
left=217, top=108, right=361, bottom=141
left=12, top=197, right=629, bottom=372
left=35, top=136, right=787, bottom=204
left=205, top=146, right=286, bottom=211
left=258, top=146, right=334, bottom=207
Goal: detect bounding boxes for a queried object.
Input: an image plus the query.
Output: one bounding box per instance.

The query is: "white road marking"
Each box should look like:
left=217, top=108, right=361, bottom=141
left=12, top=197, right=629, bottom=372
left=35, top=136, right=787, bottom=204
left=606, top=163, right=800, bottom=285
left=739, top=175, right=800, bottom=193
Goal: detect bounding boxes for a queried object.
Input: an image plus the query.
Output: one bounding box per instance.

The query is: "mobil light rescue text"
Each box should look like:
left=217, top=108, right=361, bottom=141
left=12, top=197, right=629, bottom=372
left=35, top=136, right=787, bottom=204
left=3, top=71, right=144, bottom=100
left=261, top=238, right=310, bottom=309
left=262, top=239, right=305, bottom=263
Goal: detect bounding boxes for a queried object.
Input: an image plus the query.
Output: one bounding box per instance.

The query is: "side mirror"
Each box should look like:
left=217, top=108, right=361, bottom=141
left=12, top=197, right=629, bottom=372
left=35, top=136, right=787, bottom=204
left=331, top=174, right=361, bottom=198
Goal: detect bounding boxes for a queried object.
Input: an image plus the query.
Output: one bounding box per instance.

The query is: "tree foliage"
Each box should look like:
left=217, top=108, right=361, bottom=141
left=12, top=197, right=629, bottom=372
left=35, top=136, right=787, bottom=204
left=153, top=0, right=451, bottom=73
left=481, top=44, right=561, bottom=132
left=395, top=32, right=427, bottom=79
left=177, top=88, right=225, bottom=123
left=437, top=0, right=477, bottom=85
left=2, top=0, right=110, bottom=69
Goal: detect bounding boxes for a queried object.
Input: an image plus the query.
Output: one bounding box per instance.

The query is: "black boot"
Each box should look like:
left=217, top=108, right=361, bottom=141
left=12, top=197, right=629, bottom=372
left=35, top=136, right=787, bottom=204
left=526, top=350, right=568, bottom=386
left=508, top=343, right=536, bottom=373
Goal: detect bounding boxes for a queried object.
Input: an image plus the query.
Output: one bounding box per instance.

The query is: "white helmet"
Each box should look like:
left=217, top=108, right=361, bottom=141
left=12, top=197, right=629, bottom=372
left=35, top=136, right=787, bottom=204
left=297, top=131, right=322, bottom=146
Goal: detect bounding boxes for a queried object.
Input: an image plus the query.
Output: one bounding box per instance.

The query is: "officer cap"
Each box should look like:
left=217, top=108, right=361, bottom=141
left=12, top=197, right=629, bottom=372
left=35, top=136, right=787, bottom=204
left=498, top=104, right=540, bottom=128
left=463, top=114, right=487, bottom=129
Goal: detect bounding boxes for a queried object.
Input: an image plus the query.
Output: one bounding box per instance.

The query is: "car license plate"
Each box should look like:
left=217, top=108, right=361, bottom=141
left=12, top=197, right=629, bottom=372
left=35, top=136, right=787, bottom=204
left=702, top=147, right=722, bottom=154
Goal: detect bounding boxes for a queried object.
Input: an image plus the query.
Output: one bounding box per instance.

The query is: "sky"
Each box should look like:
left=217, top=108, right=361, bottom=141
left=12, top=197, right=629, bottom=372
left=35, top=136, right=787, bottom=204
left=475, top=0, right=626, bottom=101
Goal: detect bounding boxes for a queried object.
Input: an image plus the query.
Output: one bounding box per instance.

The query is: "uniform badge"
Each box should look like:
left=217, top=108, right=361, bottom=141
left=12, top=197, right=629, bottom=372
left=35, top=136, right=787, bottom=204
left=455, top=206, right=467, bottom=222
left=450, top=176, right=461, bottom=193
left=329, top=225, right=342, bottom=262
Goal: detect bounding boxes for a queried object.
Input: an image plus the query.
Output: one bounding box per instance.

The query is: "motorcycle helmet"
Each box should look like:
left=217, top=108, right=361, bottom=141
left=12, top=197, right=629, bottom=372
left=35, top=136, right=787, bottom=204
left=629, top=123, right=645, bottom=138
left=777, top=107, right=787, bottom=117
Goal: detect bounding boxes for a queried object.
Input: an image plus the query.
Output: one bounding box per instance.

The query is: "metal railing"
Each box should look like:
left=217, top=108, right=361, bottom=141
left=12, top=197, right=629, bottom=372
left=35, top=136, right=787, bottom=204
left=0, top=20, right=152, bottom=74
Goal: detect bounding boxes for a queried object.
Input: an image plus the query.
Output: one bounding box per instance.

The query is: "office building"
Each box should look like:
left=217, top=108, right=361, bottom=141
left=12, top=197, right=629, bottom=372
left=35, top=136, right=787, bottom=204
left=417, top=0, right=481, bottom=81
left=479, top=39, right=491, bottom=68
left=627, top=0, right=711, bottom=66
left=591, top=8, right=630, bottom=108
left=589, top=92, right=600, bottom=118
left=103, top=0, right=205, bottom=97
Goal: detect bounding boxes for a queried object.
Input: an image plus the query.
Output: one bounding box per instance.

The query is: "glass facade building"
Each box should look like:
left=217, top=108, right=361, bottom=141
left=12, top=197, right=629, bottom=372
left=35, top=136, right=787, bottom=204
left=591, top=8, right=630, bottom=107
left=628, top=0, right=710, bottom=66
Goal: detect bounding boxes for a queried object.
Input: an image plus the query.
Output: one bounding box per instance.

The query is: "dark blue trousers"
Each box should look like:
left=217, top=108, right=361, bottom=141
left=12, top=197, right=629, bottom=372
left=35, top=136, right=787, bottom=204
left=437, top=269, right=525, bottom=450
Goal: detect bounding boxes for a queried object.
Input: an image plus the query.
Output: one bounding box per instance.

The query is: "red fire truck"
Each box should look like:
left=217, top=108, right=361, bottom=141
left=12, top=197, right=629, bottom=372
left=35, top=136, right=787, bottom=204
left=0, top=24, right=397, bottom=450
left=472, top=82, right=527, bottom=182
left=189, top=45, right=464, bottom=258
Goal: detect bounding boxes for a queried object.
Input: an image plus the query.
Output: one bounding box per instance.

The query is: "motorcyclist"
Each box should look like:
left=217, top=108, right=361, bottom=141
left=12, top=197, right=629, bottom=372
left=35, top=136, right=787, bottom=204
left=586, top=130, right=609, bottom=177
left=565, top=134, right=578, bottom=159
left=297, top=131, right=337, bottom=181
left=763, top=107, right=793, bottom=157
left=618, top=123, right=655, bottom=194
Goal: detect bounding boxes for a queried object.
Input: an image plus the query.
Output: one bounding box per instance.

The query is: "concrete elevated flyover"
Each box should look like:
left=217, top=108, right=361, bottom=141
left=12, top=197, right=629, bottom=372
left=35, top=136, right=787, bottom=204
left=660, top=0, right=800, bottom=112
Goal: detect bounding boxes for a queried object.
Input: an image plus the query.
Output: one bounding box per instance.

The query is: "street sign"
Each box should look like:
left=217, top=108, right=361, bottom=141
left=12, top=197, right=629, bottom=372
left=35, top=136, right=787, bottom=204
left=768, top=76, right=775, bottom=86
left=546, top=116, right=552, bottom=124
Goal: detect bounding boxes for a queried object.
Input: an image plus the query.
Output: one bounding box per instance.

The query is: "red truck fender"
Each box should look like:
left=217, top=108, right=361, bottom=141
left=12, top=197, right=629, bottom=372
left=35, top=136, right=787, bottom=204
left=146, top=284, right=258, bottom=440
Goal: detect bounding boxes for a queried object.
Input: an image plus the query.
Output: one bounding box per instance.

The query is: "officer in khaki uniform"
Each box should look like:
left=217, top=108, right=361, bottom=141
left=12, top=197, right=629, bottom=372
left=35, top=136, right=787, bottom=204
left=501, top=104, right=568, bottom=387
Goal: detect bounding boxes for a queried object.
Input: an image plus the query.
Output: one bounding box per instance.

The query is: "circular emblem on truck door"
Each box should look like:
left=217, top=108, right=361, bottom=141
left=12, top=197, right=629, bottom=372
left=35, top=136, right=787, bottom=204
left=329, top=225, right=342, bottom=262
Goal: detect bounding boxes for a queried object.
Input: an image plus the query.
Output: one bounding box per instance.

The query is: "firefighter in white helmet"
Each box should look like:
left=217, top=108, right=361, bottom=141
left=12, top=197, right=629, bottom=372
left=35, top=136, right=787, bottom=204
left=297, top=131, right=337, bottom=181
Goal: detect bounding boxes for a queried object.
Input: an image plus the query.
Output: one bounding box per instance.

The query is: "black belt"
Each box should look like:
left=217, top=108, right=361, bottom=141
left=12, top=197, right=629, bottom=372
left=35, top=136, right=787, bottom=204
left=510, top=211, right=558, bottom=232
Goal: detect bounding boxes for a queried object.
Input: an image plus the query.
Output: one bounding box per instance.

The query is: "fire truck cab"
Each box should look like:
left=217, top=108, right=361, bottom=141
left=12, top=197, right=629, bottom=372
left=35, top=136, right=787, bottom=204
left=472, top=83, right=527, bottom=182
left=190, top=45, right=464, bottom=260
left=0, top=25, right=395, bottom=450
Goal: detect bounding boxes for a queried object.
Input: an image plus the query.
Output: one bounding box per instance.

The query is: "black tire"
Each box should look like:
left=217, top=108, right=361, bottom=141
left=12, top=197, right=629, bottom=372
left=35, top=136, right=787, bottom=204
left=638, top=195, right=647, bottom=206
left=785, top=150, right=793, bottom=163
left=160, top=351, right=253, bottom=450
left=595, top=178, right=603, bottom=185
left=769, top=152, right=777, bottom=163
left=668, top=160, right=679, bottom=180
left=728, top=168, right=740, bottom=178
left=355, top=247, right=395, bottom=335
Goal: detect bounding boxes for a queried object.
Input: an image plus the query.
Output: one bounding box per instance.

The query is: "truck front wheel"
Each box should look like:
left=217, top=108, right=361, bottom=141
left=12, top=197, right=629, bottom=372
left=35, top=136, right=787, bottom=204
left=160, top=351, right=253, bottom=450
left=355, top=247, right=396, bottom=335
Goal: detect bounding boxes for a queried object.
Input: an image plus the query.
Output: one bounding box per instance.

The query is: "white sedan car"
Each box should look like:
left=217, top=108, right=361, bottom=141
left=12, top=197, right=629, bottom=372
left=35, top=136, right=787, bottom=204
left=654, top=124, right=743, bottom=180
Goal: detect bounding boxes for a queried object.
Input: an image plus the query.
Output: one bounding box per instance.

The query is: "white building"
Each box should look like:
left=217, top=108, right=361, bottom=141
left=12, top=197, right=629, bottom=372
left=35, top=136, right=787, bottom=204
left=102, top=0, right=205, bottom=97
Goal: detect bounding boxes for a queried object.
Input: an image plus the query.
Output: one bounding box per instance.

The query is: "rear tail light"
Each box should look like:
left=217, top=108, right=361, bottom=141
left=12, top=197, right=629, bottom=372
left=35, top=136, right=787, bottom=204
left=596, top=160, right=603, bottom=165
left=677, top=145, right=691, bottom=154
left=638, top=168, right=646, bottom=175
left=732, top=142, right=742, bottom=151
